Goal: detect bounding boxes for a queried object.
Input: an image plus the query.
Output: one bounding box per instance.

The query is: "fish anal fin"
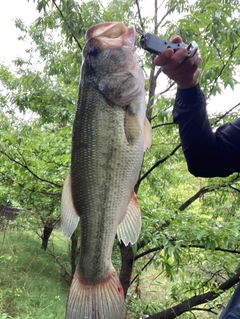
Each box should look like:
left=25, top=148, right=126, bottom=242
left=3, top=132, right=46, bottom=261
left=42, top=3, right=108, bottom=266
left=61, top=171, right=80, bottom=238
left=117, top=192, right=141, bottom=246
left=144, top=117, right=152, bottom=151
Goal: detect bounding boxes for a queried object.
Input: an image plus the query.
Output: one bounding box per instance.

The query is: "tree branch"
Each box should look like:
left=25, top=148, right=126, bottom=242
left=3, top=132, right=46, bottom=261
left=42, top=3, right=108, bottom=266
left=135, top=0, right=144, bottom=33
left=213, top=102, right=240, bottom=126
left=207, top=44, right=239, bottom=100
left=229, top=185, right=240, bottom=193
left=135, top=243, right=240, bottom=263
left=152, top=121, right=175, bottom=129
left=146, top=268, right=240, bottom=319
left=135, top=247, right=161, bottom=260
left=131, top=252, right=158, bottom=285
left=137, top=143, right=181, bottom=185
left=178, top=186, right=212, bottom=210
left=191, top=307, right=218, bottom=315
left=186, top=244, right=240, bottom=255
left=179, top=174, right=240, bottom=211
left=156, top=81, right=175, bottom=95
left=0, top=150, right=62, bottom=188
left=153, top=67, right=162, bottom=82
left=51, top=0, right=82, bottom=50
left=157, top=3, right=178, bottom=27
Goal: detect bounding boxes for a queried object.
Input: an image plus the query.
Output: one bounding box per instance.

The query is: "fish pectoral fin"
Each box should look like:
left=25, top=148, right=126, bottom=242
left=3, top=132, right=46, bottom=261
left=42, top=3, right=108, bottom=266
left=144, top=117, right=152, bottom=151
left=61, top=171, right=80, bottom=238
left=124, top=108, right=141, bottom=145
left=117, top=192, right=141, bottom=246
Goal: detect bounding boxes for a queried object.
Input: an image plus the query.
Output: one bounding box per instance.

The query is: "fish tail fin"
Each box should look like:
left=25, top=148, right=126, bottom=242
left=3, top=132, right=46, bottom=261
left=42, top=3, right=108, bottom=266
left=66, top=266, right=126, bottom=319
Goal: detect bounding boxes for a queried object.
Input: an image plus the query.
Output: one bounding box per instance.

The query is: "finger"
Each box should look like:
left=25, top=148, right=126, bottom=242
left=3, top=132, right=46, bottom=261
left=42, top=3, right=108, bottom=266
left=161, top=55, right=202, bottom=85
left=174, top=63, right=201, bottom=85
left=154, top=48, right=174, bottom=66
left=179, top=55, right=202, bottom=73
left=161, top=48, right=188, bottom=71
left=168, top=51, right=201, bottom=73
left=170, top=35, right=182, bottom=43
left=195, top=56, right=202, bottom=68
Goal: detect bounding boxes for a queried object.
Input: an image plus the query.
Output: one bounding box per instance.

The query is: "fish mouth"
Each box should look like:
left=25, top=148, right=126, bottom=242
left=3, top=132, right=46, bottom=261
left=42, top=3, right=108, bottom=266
left=85, top=22, right=135, bottom=50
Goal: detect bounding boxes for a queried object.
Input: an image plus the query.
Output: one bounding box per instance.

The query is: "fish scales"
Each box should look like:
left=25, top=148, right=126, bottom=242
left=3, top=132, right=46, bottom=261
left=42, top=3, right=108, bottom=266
left=61, top=21, right=152, bottom=319
left=72, top=88, right=143, bottom=281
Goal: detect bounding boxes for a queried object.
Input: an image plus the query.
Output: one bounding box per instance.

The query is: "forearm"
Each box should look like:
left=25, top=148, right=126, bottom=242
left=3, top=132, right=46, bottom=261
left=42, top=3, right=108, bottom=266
left=154, top=36, right=240, bottom=177
left=173, top=85, right=237, bottom=177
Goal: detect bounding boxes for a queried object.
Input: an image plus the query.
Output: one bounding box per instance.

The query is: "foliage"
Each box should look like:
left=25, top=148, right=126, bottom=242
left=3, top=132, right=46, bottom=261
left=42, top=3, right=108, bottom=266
left=1, top=0, right=240, bottom=318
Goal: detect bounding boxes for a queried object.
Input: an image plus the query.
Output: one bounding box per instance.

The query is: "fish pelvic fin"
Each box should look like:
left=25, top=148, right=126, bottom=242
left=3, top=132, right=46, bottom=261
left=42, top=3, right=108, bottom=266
left=117, top=191, right=141, bottom=246
left=66, top=266, right=126, bottom=319
left=144, top=117, right=152, bottom=151
left=61, top=171, right=80, bottom=238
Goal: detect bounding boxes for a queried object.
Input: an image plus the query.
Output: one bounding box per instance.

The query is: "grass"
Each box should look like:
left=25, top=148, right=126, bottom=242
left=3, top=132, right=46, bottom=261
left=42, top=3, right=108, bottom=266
left=0, top=224, right=227, bottom=319
left=0, top=226, right=169, bottom=319
left=0, top=227, right=70, bottom=319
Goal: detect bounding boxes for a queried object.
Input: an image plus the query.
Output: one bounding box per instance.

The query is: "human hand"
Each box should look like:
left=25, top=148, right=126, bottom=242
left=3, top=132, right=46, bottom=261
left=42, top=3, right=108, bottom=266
left=154, top=35, right=202, bottom=89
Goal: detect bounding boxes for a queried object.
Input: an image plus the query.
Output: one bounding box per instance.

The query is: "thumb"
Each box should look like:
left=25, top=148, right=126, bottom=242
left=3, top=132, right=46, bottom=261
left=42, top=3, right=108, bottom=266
left=170, top=35, right=182, bottom=43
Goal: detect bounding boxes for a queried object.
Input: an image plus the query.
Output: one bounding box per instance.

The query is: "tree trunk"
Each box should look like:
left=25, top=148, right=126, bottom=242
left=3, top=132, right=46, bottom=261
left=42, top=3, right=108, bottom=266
left=71, top=231, right=78, bottom=277
left=41, top=224, right=53, bottom=250
left=119, top=242, right=135, bottom=298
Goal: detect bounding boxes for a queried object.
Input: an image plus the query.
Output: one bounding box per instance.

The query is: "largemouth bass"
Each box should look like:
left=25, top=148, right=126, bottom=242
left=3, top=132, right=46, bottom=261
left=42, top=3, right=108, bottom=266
left=61, top=21, right=152, bottom=319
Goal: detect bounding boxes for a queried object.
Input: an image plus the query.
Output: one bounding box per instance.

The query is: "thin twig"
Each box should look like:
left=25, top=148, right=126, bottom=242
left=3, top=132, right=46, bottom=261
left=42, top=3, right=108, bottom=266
left=0, top=150, right=62, bottom=188
left=207, top=44, right=239, bottom=100
left=135, top=0, right=144, bottom=33
left=156, top=81, right=176, bottom=95
left=130, top=251, right=158, bottom=285
left=152, top=122, right=175, bottom=129
left=137, top=143, right=181, bottom=185
left=51, top=0, right=82, bottom=50
left=157, top=2, right=178, bottom=27
left=213, top=102, right=240, bottom=125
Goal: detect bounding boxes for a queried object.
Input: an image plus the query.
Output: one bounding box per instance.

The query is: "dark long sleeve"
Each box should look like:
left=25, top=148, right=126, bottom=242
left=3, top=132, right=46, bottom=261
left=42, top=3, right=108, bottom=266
left=173, top=84, right=240, bottom=177
left=219, top=283, right=240, bottom=319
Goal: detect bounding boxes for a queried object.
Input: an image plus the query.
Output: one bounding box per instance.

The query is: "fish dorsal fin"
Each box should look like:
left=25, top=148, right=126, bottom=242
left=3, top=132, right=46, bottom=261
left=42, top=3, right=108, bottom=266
left=144, top=117, right=152, bottom=151
left=61, top=171, right=80, bottom=238
left=117, top=192, right=141, bottom=246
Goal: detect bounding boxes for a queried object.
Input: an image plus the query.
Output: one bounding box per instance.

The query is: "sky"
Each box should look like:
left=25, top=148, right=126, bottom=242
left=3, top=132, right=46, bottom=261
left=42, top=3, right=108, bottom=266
left=0, top=0, right=38, bottom=64
left=1, top=0, right=240, bottom=115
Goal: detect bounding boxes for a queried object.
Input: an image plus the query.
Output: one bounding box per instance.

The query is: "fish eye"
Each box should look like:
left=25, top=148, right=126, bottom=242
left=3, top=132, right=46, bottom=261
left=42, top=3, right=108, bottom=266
left=88, top=46, right=100, bottom=57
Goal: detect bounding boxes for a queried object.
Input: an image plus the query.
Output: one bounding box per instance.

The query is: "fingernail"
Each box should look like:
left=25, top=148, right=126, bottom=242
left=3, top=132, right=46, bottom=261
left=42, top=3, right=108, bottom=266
left=170, top=35, right=178, bottom=42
